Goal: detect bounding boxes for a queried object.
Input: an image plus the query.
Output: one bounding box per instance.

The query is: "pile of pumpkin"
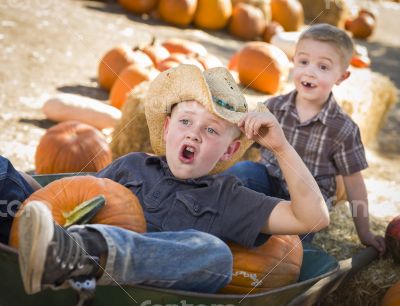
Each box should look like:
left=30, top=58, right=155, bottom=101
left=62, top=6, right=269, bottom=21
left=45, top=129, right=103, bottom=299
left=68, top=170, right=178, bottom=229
left=116, top=0, right=377, bottom=41
left=37, top=36, right=291, bottom=176
left=117, top=0, right=304, bottom=42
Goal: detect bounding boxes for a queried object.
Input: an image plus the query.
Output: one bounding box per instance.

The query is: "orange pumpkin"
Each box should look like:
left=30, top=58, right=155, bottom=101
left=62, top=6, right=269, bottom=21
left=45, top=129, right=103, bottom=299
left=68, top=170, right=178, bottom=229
left=142, top=38, right=171, bottom=66
left=271, top=0, right=304, bottom=31
left=232, top=0, right=271, bottom=21
left=193, top=0, right=232, bottom=30
left=9, top=176, right=147, bottom=248
left=157, top=53, right=204, bottom=72
left=158, top=0, right=198, bottom=27
left=385, top=215, right=400, bottom=264
left=220, top=235, right=303, bottom=293
left=98, top=45, right=153, bottom=90
left=35, top=121, right=112, bottom=174
left=237, top=41, right=290, bottom=94
left=229, top=3, right=266, bottom=40
left=161, top=38, right=208, bottom=57
left=263, top=21, right=284, bottom=43
left=381, top=281, right=400, bottom=306
left=196, top=53, right=224, bottom=69
left=109, top=64, right=159, bottom=109
left=228, top=51, right=240, bottom=71
left=348, top=13, right=375, bottom=39
left=350, top=54, right=371, bottom=68
left=117, top=0, right=159, bottom=14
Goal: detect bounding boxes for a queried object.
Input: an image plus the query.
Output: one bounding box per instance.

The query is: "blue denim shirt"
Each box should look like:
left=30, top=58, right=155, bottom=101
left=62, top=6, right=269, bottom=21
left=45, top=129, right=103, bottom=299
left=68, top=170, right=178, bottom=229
left=96, top=153, right=281, bottom=248
left=0, top=156, right=34, bottom=244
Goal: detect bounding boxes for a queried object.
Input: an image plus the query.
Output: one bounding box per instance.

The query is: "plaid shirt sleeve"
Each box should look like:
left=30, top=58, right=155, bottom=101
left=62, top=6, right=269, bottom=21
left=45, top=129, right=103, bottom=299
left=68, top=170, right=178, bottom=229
left=332, top=123, right=368, bottom=176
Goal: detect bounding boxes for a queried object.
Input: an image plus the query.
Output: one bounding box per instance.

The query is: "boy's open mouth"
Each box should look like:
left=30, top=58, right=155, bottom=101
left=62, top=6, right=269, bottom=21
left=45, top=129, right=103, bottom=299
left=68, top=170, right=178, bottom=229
left=301, top=81, right=316, bottom=88
left=179, top=145, right=195, bottom=163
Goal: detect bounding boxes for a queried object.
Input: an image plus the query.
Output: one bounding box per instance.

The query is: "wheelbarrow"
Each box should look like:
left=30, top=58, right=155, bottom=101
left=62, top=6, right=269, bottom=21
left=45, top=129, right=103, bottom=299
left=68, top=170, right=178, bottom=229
left=0, top=173, right=379, bottom=306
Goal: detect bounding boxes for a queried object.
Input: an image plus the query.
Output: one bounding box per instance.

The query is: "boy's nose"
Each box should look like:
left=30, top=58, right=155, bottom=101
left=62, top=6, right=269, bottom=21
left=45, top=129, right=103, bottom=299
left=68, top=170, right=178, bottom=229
left=185, top=131, right=201, bottom=142
left=305, top=65, right=317, bottom=77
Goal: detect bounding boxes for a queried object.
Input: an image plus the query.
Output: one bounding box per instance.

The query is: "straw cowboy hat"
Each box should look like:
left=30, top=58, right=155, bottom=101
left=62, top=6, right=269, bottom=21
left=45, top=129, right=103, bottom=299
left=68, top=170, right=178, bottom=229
left=145, top=64, right=266, bottom=174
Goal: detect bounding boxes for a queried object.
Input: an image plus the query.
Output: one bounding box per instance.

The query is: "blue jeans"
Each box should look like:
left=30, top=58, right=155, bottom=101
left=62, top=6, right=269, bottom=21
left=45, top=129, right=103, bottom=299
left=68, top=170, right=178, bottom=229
left=76, top=225, right=233, bottom=293
left=0, top=156, right=34, bottom=244
left=223, top=161, right=315, bottom=242
left=223, top=160, right=289, bottom=199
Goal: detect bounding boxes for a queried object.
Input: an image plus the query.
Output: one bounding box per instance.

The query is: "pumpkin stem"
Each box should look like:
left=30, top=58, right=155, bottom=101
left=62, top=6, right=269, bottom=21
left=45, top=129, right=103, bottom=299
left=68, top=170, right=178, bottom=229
left=63, top=195, right=106, bottom=228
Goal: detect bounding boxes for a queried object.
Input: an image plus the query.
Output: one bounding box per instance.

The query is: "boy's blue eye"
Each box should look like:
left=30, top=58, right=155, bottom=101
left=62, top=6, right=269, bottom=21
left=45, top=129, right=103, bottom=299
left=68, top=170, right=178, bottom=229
left=180, top=119, right=189, bottom=125
left=207, top=127, right=217, bottom=134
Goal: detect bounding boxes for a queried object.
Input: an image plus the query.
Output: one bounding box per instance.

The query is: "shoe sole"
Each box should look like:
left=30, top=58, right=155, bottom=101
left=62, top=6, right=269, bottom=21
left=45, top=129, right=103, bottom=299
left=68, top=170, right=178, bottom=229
left=18, top=201, right=54, bottom=294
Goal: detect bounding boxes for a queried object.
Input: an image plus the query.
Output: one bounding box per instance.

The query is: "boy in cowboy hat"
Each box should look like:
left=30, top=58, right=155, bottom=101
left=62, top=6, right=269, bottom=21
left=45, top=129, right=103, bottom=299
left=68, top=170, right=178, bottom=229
left=17, top=64, right=329, bottom=295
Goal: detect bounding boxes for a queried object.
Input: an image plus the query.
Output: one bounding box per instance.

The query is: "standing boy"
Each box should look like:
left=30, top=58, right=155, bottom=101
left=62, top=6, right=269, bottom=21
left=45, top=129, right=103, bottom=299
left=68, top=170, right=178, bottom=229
left=226, top=24, right=385, bottom=254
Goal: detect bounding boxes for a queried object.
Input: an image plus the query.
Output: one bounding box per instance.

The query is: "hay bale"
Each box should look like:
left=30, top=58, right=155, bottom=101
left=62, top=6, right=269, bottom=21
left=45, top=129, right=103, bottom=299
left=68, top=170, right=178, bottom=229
left=313, top=204, right=400, bottom=306
left=110, top=82, right=153, bottom=159
left=298, top=0, right=349, bottom=28
left=333, top=68, right=397, bottom=146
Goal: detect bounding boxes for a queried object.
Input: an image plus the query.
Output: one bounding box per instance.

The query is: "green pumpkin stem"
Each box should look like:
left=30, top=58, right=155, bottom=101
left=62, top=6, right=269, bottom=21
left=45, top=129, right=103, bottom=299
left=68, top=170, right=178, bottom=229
left=63, top=195, right=106, bottom=228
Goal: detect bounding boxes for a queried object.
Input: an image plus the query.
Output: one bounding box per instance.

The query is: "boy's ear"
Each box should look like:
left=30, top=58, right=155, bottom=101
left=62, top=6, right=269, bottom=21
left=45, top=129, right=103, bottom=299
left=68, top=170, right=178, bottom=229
left=219, top=139, right=241, bottom=161
left=163, top=116, right=171, bottom=142
left=336, top=70, right=351, bottom=85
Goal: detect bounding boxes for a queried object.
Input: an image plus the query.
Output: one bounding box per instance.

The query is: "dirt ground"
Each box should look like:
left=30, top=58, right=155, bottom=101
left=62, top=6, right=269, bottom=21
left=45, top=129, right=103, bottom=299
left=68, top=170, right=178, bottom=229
left=0, top=0, right=400, bottom=299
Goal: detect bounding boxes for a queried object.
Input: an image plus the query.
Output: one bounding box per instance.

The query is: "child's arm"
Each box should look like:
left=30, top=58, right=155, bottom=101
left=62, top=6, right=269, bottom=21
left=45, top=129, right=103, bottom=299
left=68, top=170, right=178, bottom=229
left=343, top=172, right=385, bottom=255
left=238, top=110, right=329, bottom=235
left=18, top=171, right=42, bottom=191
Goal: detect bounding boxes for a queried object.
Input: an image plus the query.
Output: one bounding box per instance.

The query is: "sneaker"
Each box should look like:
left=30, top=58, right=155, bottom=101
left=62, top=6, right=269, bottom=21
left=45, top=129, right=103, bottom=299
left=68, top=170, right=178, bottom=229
left=18, top=201, right=101, bottom=294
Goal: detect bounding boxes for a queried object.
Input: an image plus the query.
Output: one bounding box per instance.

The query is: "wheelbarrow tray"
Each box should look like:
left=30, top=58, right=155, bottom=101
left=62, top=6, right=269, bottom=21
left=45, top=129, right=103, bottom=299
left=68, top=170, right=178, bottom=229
left=0, top=173, right=378, bottom=306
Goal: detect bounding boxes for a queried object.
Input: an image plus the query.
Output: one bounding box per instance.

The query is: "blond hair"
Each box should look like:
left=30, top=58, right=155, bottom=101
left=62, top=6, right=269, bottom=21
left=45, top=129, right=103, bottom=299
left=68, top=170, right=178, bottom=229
left=299, top=23, right=354, bottom=69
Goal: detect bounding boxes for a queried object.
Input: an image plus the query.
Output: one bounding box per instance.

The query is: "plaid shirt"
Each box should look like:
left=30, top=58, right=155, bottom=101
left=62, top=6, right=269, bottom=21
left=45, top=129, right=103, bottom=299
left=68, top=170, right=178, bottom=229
left=260, top=90, right=368, bottom=202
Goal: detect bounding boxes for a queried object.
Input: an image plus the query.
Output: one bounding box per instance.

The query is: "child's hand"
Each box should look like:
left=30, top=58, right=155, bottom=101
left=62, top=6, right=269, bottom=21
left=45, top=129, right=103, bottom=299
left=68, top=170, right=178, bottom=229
left=360, top=231, right=386, bottom=256
left=238, top=110, right=289, bottom=153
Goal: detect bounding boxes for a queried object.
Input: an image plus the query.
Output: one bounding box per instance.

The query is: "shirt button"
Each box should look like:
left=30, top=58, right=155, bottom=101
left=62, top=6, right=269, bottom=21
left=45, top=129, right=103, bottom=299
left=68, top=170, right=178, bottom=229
left=193, top=204, right=199, bottom=212
left=153, top=191, right=160, bottom=198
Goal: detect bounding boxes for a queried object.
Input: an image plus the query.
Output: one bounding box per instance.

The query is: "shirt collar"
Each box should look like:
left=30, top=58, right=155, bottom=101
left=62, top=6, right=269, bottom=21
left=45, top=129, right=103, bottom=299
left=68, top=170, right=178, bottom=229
left=278, top=90, right=338, bottom=126
left=277, top=90, right=297, bottom=112
left=316, top=92, right=339, bottom=125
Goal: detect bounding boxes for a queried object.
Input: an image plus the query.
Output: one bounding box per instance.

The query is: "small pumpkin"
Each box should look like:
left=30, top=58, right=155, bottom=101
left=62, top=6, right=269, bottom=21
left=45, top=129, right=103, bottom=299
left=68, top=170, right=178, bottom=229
left=98, top=45, right=153, bottom=90
left=117, top=0, right=159, bottom=14
left=195, top=53, right=224, bottom=70
left=237, top=41, right=290, bottom=94
left=142, top=37, right=171, bottom=66
left=35, top=121, right=112, bottom=174
left=109, top=64, right=159, bottom=109
left=348, top=13, right=375, bottom=39
left=161, top=38, right=208, bottom=57
left=229, top=3, right=266, bottom=40
left=193, top=0, right=232, bottom=30
left=381, top=280, right=400, bottom=306
left=158, top=0, right=198, bottom=27
left=263, top=21, right=284, bottom=43
left=156, top=53, right=204, bottom=72
left=9, top=176, right=147, bottom=248
left=271, top=0, right=304, bottom=31
left=350, top=45, right=370, bottom=68
left=385, top=216, right=400, bottom=264
left=232, top=0, right=271, bottom=22
left=227, top=51, right=240, bottom=71
left=220, top=235, right=303, bottom=293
